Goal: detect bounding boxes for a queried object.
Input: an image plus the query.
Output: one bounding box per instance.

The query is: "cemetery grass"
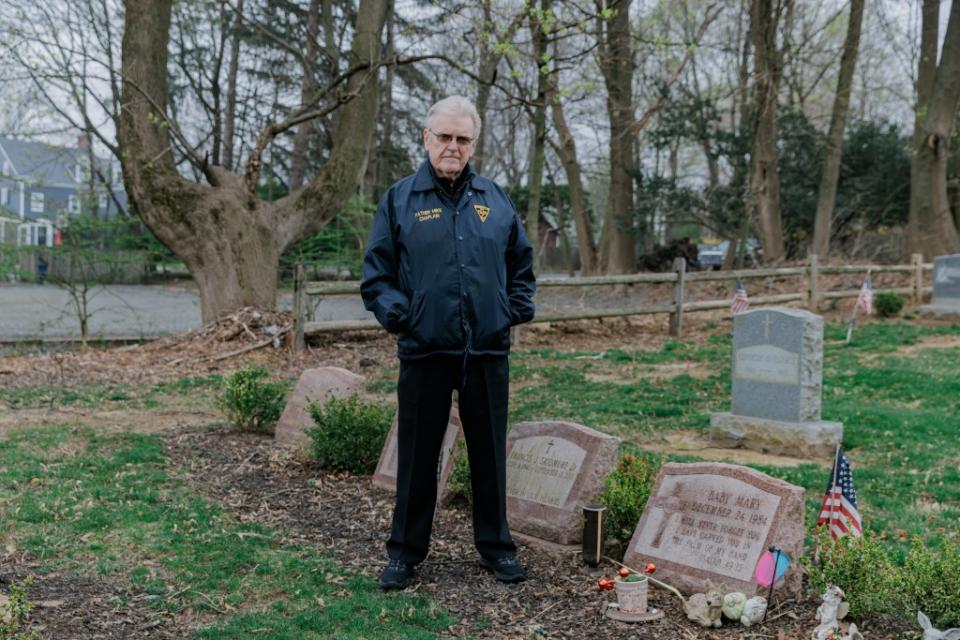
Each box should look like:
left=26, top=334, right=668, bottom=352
left=2, top=315, right=957, bottom=639
left=0, top=424, right=453, bottom=639
left=505, top=320, right=960, bottom=556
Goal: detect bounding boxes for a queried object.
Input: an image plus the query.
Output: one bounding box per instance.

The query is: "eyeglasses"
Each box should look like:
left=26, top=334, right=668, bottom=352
left=429, top=129, right=475, bottom=147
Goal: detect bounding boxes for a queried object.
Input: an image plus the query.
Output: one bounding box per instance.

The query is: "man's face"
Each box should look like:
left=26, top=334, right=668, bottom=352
left=423, top=113, right=476, bottom=180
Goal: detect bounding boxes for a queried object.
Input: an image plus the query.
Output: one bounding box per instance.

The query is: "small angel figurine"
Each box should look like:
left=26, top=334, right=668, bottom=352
left=812, top=586, right=849, bottom=640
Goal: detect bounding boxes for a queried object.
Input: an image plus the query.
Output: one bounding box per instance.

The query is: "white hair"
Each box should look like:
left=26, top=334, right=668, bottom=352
left=425, top=96, right=482, bottom=138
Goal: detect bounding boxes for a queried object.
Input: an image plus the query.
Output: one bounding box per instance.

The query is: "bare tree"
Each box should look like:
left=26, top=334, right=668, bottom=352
left=747, top=0, right=786, bottom=263
left=119, top=0, right=388, bottom=322
left=811, top=0, right=864, bottom=257
left=908, top=0, right=960, bottom=258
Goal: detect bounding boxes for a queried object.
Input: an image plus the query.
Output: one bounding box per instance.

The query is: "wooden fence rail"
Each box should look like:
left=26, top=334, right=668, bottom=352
left=293, top=253, right=933, bottom=350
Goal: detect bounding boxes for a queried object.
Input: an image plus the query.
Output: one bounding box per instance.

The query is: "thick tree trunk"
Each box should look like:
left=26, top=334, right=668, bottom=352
left=747, top=0, right=785, bottom=263
left=811, top=0, right=863, bottom=257
left=119, top=0, right=387, bottom=322
left=599, top=0, right=635, bottom=273
left=909, top=0, right=960, bottom=258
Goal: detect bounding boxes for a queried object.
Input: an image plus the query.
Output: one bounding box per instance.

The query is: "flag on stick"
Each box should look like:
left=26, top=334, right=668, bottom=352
left=856, top=274, right=873, bottom=315
left=816, top=447, right=863, bottom=540
left=731, top=278, right=750, bottom=315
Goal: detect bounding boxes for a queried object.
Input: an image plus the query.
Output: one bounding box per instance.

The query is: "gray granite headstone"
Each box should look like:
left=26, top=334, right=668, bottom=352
left=710, top=307, right=842, bottom=458
left=371, top=406, right=462, bottom=504
left=920, top=254, right=960, bottom=316
left=731, top=308, right=820, bottom=423
left=505, top=421, right=619, bottom=545
left=274, top=367, right=365, bottom=445
left=623, top=462, right=804, bottom=597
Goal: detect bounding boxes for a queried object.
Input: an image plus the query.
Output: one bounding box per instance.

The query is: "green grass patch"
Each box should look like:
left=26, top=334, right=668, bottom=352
left=0, top=375, right=225, bottom=410
left=509, top=321, right=960, bottom=555
left=0, top=426, right=453, bottom=638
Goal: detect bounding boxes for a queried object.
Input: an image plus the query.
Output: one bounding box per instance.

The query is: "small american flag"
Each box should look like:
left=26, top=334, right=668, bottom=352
left=856, top=274, right=873, bottom=315
left=816, top=448, right=863, bottom=540
left=730, top=278, right=750, bottom=315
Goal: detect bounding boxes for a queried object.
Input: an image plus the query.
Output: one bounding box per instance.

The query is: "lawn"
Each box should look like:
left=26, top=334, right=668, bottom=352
left=2, top=319, right=959, bottom=637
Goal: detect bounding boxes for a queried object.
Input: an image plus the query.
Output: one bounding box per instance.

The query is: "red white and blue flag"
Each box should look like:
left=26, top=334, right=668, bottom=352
left=856, top=274, right=873, bottom=315
left=731, top=278, right=750, bottom=315
left=816, top=448, right=863, bottom=540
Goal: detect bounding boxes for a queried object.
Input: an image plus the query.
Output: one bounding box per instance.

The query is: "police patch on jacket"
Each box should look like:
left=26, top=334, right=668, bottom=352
left=474, top=204, right=490, bottom=222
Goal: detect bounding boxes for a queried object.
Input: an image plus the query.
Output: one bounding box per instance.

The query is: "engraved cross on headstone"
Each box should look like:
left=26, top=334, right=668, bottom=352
left=762, top=313, right=773, bottom=340
left=650, top=482, right=685, bottom=548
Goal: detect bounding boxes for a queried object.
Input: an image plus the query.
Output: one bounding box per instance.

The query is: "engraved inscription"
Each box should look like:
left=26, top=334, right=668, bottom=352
left=734, top=344, right=800, bottom=385
left=506, top=436, right=586, bottom=507
left=632, top=475, right=781, bottom=582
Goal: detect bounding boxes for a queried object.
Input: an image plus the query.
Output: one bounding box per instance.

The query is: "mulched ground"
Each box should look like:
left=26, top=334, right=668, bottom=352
left=0, top=569, right=191, bottom=639
left=161, top=427, right=912, bottom=640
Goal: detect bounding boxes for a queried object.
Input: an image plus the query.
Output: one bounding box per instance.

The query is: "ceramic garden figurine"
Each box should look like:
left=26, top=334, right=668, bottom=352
left=813, top=586, right=850, bottom=640
left=918, top=612, right=960, bottom=640
left=722, top=591, right=747, bottom=621
left=740, top=596, right=767, bottom=627
left=683, top=587, right=723, bottom=628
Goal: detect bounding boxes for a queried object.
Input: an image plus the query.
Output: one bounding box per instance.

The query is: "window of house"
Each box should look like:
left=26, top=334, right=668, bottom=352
left=68, top=195, right=81, bottom=214
left=2, top=160, right=11, bottom=176
left=0, top=187, right=8, bottom=207
left=30, top=192, right=44, bottom=213
left=98, top=194, right=108, bottom=210
left=75, top=157, right=89, bottom=183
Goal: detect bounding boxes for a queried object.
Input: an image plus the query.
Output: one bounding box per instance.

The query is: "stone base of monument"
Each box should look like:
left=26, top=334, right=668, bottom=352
left=603, top=602, right=664, bottom=623
left=918, top=302, right=960, bottom=317
left=709, top=412, right=842, bottom=459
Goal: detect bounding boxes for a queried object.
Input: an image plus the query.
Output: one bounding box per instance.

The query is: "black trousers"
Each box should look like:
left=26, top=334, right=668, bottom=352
left=387, top=354, right=517, bottom=564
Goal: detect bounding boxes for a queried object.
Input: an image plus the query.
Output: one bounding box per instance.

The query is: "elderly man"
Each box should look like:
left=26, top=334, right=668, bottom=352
left=362, top=95, right=536, bottom=589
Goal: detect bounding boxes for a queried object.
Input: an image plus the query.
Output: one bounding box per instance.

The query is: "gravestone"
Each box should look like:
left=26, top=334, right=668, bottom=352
left=920, top=254, right=960, bottom=316
left=274, top=367, right=365, bottom=445
left=709, top=307, right=842, bottom=458
left=371, top=406, right=462, bottom=504
left=624, top=462, right=804, bottom=596
left=505, top=421, right=619, bottom=545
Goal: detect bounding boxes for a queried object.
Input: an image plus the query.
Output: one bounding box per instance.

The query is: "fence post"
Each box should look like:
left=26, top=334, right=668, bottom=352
left=807, top=253, right=820, bottom=310
left=293, top=263, right=306, bottom=352
left=669, top=257, right=686, bottom=337
left=912, top=253, right=924, bottom=304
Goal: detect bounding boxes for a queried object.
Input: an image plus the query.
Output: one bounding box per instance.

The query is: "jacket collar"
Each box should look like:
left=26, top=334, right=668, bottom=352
left=411, top=160, right=486, bottom=193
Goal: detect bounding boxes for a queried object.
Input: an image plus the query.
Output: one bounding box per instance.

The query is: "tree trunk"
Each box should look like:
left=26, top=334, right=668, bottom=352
left=221, top=0, right=243, bottom=171
left=525, top=0, right=551, bottom=270
left=811, top=0, right=864, bottom=257
left=550, top=97, right=598, bottom=275
left=119, top=0, right=387, bottom=322
left=909, top=0, right=960, bottom=258
left=289, top=0, right=321, bottom=191
left=599, top=0, right=635, bottom=273
left=747, top=0, right=785, bottom=263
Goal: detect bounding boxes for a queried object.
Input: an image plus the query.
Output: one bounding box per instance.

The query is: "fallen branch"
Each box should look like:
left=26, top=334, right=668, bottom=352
left=166, top=327, right=290, bottom=366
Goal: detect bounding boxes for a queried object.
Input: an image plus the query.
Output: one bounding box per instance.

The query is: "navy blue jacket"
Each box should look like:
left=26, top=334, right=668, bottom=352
left=361, top=161, right=536, bottom=359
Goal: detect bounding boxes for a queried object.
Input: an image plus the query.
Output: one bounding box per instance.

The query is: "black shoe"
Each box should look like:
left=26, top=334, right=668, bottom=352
left=378, top=559, right=415, bottom=590
left=479, top=555, right=527, bottom=583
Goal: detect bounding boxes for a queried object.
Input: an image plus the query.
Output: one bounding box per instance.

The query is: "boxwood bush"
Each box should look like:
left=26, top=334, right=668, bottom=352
left=307, top=394, right=393, bottom=474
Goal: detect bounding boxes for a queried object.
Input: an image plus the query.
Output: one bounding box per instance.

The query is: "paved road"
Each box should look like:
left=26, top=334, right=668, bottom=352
left=0, top=280, right=653, bottom=341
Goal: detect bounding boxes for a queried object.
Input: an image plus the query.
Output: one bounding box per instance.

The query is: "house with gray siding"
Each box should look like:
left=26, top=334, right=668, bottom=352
left=0, top=136, right=126, bottom=247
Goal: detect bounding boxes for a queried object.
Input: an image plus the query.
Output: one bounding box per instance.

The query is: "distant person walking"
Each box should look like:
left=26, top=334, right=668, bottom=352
left=361, top=95, right=536, bottom=589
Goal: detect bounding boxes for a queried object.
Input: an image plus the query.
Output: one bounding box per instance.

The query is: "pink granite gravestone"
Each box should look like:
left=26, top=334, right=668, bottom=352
left=624, top=462, right=804, bottom=596
left=274, top=367, right=365, bottom=445
left=371, top=405, right=463, bottom=503
left=505, top=421, right=619, bottom=545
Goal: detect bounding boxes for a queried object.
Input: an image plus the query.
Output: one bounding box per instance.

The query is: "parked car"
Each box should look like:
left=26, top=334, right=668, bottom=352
left=697, top=239, right=762, bottom=270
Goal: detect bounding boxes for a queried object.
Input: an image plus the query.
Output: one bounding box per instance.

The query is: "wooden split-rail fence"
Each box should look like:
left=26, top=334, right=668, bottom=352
left=292, top=253, right=933, bottom=351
